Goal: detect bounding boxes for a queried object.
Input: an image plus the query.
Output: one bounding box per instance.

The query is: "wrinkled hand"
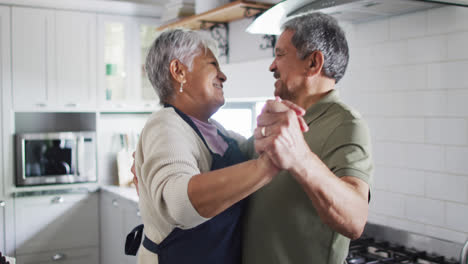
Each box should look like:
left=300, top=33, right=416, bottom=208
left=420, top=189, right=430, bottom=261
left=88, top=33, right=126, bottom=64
left=254, top=98, right=310, bottom=171
left=131, top=151, right=139, bottom=196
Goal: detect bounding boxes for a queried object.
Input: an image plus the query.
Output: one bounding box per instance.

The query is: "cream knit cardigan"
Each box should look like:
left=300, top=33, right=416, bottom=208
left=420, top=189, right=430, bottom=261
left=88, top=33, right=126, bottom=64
left=135, top=107, right=246, bottom=264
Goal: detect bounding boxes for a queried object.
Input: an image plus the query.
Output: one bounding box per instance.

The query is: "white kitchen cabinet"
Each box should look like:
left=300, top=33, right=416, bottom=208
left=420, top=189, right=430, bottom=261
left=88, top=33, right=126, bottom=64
left=98, top=15, right=160, bottom=112
left=100, top=193, right=125, bottom=264
left=122, top=198, right=143, bottom=264
left=12, top=7, right=55, bottom=111
left=100, top=191, right=142, bottom=264
left=16, top=247, right=99, bottom=264
left=12, top=7, right=97, bottom=111
left=0, top=5, right=11, bottom=255
left=55, top=11, right=97, bottom=110
left=14, top=192, right=99, bottom=260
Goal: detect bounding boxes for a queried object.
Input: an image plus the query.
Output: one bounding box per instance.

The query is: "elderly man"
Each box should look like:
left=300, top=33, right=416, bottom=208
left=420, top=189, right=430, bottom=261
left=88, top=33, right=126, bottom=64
left=241, top=12, right=373, bottom=264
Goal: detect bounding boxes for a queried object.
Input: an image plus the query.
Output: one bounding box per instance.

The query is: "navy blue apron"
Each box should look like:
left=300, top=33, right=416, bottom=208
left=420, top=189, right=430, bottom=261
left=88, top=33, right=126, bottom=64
left=125, top=104, right=247, bottom=264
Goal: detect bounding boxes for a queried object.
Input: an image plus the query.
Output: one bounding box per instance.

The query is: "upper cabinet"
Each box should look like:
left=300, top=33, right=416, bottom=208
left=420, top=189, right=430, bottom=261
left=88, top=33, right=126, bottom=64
left=0, top=5, right=10, bottom=254
left=1, top=5, right=11, bottom=199
left=12, top=7, right=97, bottom=111
left=12, top=7, right=55, bottom=111
left=98, top=15, right=160, bottom=112
left=55, top=11, right=97, bottom=110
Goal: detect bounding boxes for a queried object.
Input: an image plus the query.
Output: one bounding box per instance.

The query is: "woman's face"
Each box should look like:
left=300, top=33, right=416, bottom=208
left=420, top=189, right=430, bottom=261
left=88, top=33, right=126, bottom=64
left=185, top=48, right=227, bottom=114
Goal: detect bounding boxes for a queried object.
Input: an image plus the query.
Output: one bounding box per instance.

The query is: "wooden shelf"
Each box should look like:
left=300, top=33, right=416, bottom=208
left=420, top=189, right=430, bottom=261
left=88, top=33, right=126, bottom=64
left=157, top=0, right=274, bottom=31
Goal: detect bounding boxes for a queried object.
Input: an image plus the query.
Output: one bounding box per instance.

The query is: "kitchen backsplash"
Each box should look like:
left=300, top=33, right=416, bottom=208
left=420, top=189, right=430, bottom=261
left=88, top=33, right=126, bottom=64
left=340, top=6, right=468, bottom=245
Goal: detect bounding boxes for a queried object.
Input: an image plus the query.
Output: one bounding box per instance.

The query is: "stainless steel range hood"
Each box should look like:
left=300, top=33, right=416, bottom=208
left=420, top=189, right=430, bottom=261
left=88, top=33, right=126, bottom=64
left=246, top=0, right=468, bottom=35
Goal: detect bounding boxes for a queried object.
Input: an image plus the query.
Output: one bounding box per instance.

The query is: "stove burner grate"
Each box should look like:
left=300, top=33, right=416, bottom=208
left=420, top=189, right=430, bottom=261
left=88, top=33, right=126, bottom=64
left=346, top=237, right=459, bottom=264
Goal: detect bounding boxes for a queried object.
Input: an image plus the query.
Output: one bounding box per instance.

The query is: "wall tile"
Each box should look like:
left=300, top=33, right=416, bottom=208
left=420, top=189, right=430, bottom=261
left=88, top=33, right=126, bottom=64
left=348, top=47, right=373, bottom=69
left=407, top=36, right=447, bottom=64
left=372, top=118, right=425, bottom=143
left=370, top=191, right=406, bottom=216
left=446, top=147, right=468, bottom=175
left=425, top=118, right=467, bottom=145
left=447, top=31, right=468, bottom=60
left=428, top=61, right=468, bottom=90
left=425, top=225, right=467, bottom=244
left=428, top=6, right=468, bottom=35
left=386, top=167, right=425, bottom=196
left=355, top=65, right=427, bottom=92
left=405, top=196, right=445, bottom=226
left=386, top=217, right=426, bottom=234
left=373, top=142, right=406, bottom=167
left=390, top=11, right=427, bottom=40
left=345, top=93, right=381, bottom=116
left=406, top=144, right=445, bottom=171
left=371, top=91, right=447, bottom=117
left=367, top=212, right=389, bottom=226
left=386, top=65, right=427, bottom=91
left=372, top=166, right=392, bottom=191
left=373, top=142, right=444, bottom=171
left=371, top=40, right=407, bottom=66
left=446, top=202, right=468, bottom=232
left=425, top=172, right=468, bottom=203
left=447, top=90, right=468, bottom=116
left=354, top=19, right=389, bottom=47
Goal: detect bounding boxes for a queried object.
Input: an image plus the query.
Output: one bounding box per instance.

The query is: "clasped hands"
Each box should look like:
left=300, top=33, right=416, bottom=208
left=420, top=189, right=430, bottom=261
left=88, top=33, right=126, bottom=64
left=254, top=97, right=310, bottom=172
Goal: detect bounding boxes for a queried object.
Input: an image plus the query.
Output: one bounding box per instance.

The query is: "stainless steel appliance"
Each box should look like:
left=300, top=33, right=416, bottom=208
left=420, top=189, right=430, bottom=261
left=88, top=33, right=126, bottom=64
left=247, top=0, right=468, bottom=35
left=347, top=237, right=459, bottom=264
left=15, top=131, right=97, bottom=186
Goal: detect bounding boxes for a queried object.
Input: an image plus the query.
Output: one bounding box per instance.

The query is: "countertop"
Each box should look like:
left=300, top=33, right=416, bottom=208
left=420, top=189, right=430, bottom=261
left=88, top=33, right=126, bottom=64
left=100, top=185, right=139, bottom=204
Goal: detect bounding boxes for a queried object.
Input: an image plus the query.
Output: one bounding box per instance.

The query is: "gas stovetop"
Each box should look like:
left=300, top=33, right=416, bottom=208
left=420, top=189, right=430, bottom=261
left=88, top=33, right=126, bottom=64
left=347, top=237, right=459, bottom=264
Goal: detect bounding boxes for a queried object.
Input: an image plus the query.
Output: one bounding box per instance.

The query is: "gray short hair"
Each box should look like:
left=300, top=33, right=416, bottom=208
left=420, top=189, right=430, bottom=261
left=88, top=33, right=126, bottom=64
left=282, top=12, right=349, bottom=83
left=145, top=29, right=218, bottom=102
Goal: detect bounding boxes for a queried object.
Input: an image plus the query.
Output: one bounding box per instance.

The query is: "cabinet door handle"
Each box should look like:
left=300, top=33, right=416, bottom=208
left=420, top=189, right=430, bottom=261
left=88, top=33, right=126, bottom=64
left=0, top=201, right=5, bottom=207
left=137, top=210, right=141, bottom=217
left=36, top=103, right=47, bottom=107
left=64, top=103, right=79, bottom=107
left=51, top=196, right=64, bottom=204
left=112, top=199, right=119, bottom=207
left=51, top=253, right=66, bottom=261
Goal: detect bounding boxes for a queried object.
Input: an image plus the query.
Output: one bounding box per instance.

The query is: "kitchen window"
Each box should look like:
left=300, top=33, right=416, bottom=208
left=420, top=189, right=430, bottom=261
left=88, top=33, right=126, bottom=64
left=212, top=101, right=266, bottom=138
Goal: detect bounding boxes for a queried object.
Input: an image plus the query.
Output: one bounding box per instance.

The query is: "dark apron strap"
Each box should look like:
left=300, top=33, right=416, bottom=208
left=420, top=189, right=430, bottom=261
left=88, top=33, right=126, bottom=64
left=143, top=236, right=161, bottom=255
left=125, top=224, right=144, bottom=256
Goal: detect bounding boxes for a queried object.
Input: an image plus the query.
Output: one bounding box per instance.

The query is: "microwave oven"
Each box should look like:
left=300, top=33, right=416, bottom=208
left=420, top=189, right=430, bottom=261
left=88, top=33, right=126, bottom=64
left=15, top=131, right=97, bottom=186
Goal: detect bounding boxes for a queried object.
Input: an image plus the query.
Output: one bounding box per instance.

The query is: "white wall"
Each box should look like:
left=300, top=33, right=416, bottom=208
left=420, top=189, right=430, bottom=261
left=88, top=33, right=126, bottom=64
left=341, top=6, right=468, bottom=245
left=220, top=18, right=277, bottom=100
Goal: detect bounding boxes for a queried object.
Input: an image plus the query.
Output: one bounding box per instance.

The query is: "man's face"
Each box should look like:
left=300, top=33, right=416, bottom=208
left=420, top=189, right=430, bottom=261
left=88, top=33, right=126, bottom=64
left=269, top=29, right=309, bottom=101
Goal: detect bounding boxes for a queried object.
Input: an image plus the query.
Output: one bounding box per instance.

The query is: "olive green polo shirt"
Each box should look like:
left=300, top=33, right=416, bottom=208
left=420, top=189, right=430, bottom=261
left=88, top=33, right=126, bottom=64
left=241, top=89, right=373, bottom=264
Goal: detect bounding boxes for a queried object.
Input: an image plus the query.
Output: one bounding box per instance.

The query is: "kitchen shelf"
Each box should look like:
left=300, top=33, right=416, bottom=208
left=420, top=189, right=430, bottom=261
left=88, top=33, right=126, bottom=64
left=157, top=0, right=274, bottom=31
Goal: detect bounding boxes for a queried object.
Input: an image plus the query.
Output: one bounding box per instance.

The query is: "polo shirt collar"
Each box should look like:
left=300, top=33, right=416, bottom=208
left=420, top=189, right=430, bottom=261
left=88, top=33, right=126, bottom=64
left=303, top=89, right=340, bottom=124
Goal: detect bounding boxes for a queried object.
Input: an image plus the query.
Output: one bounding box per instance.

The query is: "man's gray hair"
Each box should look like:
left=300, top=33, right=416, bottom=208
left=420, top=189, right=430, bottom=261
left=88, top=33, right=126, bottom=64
left=282, top=12, right=349, bottom=83
left=145, top=29, right=218, bottom=102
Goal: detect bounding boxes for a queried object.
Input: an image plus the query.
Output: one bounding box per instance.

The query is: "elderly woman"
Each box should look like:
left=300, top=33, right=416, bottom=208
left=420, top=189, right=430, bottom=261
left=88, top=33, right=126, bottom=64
left=124, top=29, right=287, bottom=264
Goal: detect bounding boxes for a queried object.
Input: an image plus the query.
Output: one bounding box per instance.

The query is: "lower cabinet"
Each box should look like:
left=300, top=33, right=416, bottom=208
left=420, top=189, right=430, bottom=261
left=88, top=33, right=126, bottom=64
left=14, top=192, right=99, bottom=263
left=15, top=247, right=99, bottom=264
left=100, top=191, right=142, bottom=264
